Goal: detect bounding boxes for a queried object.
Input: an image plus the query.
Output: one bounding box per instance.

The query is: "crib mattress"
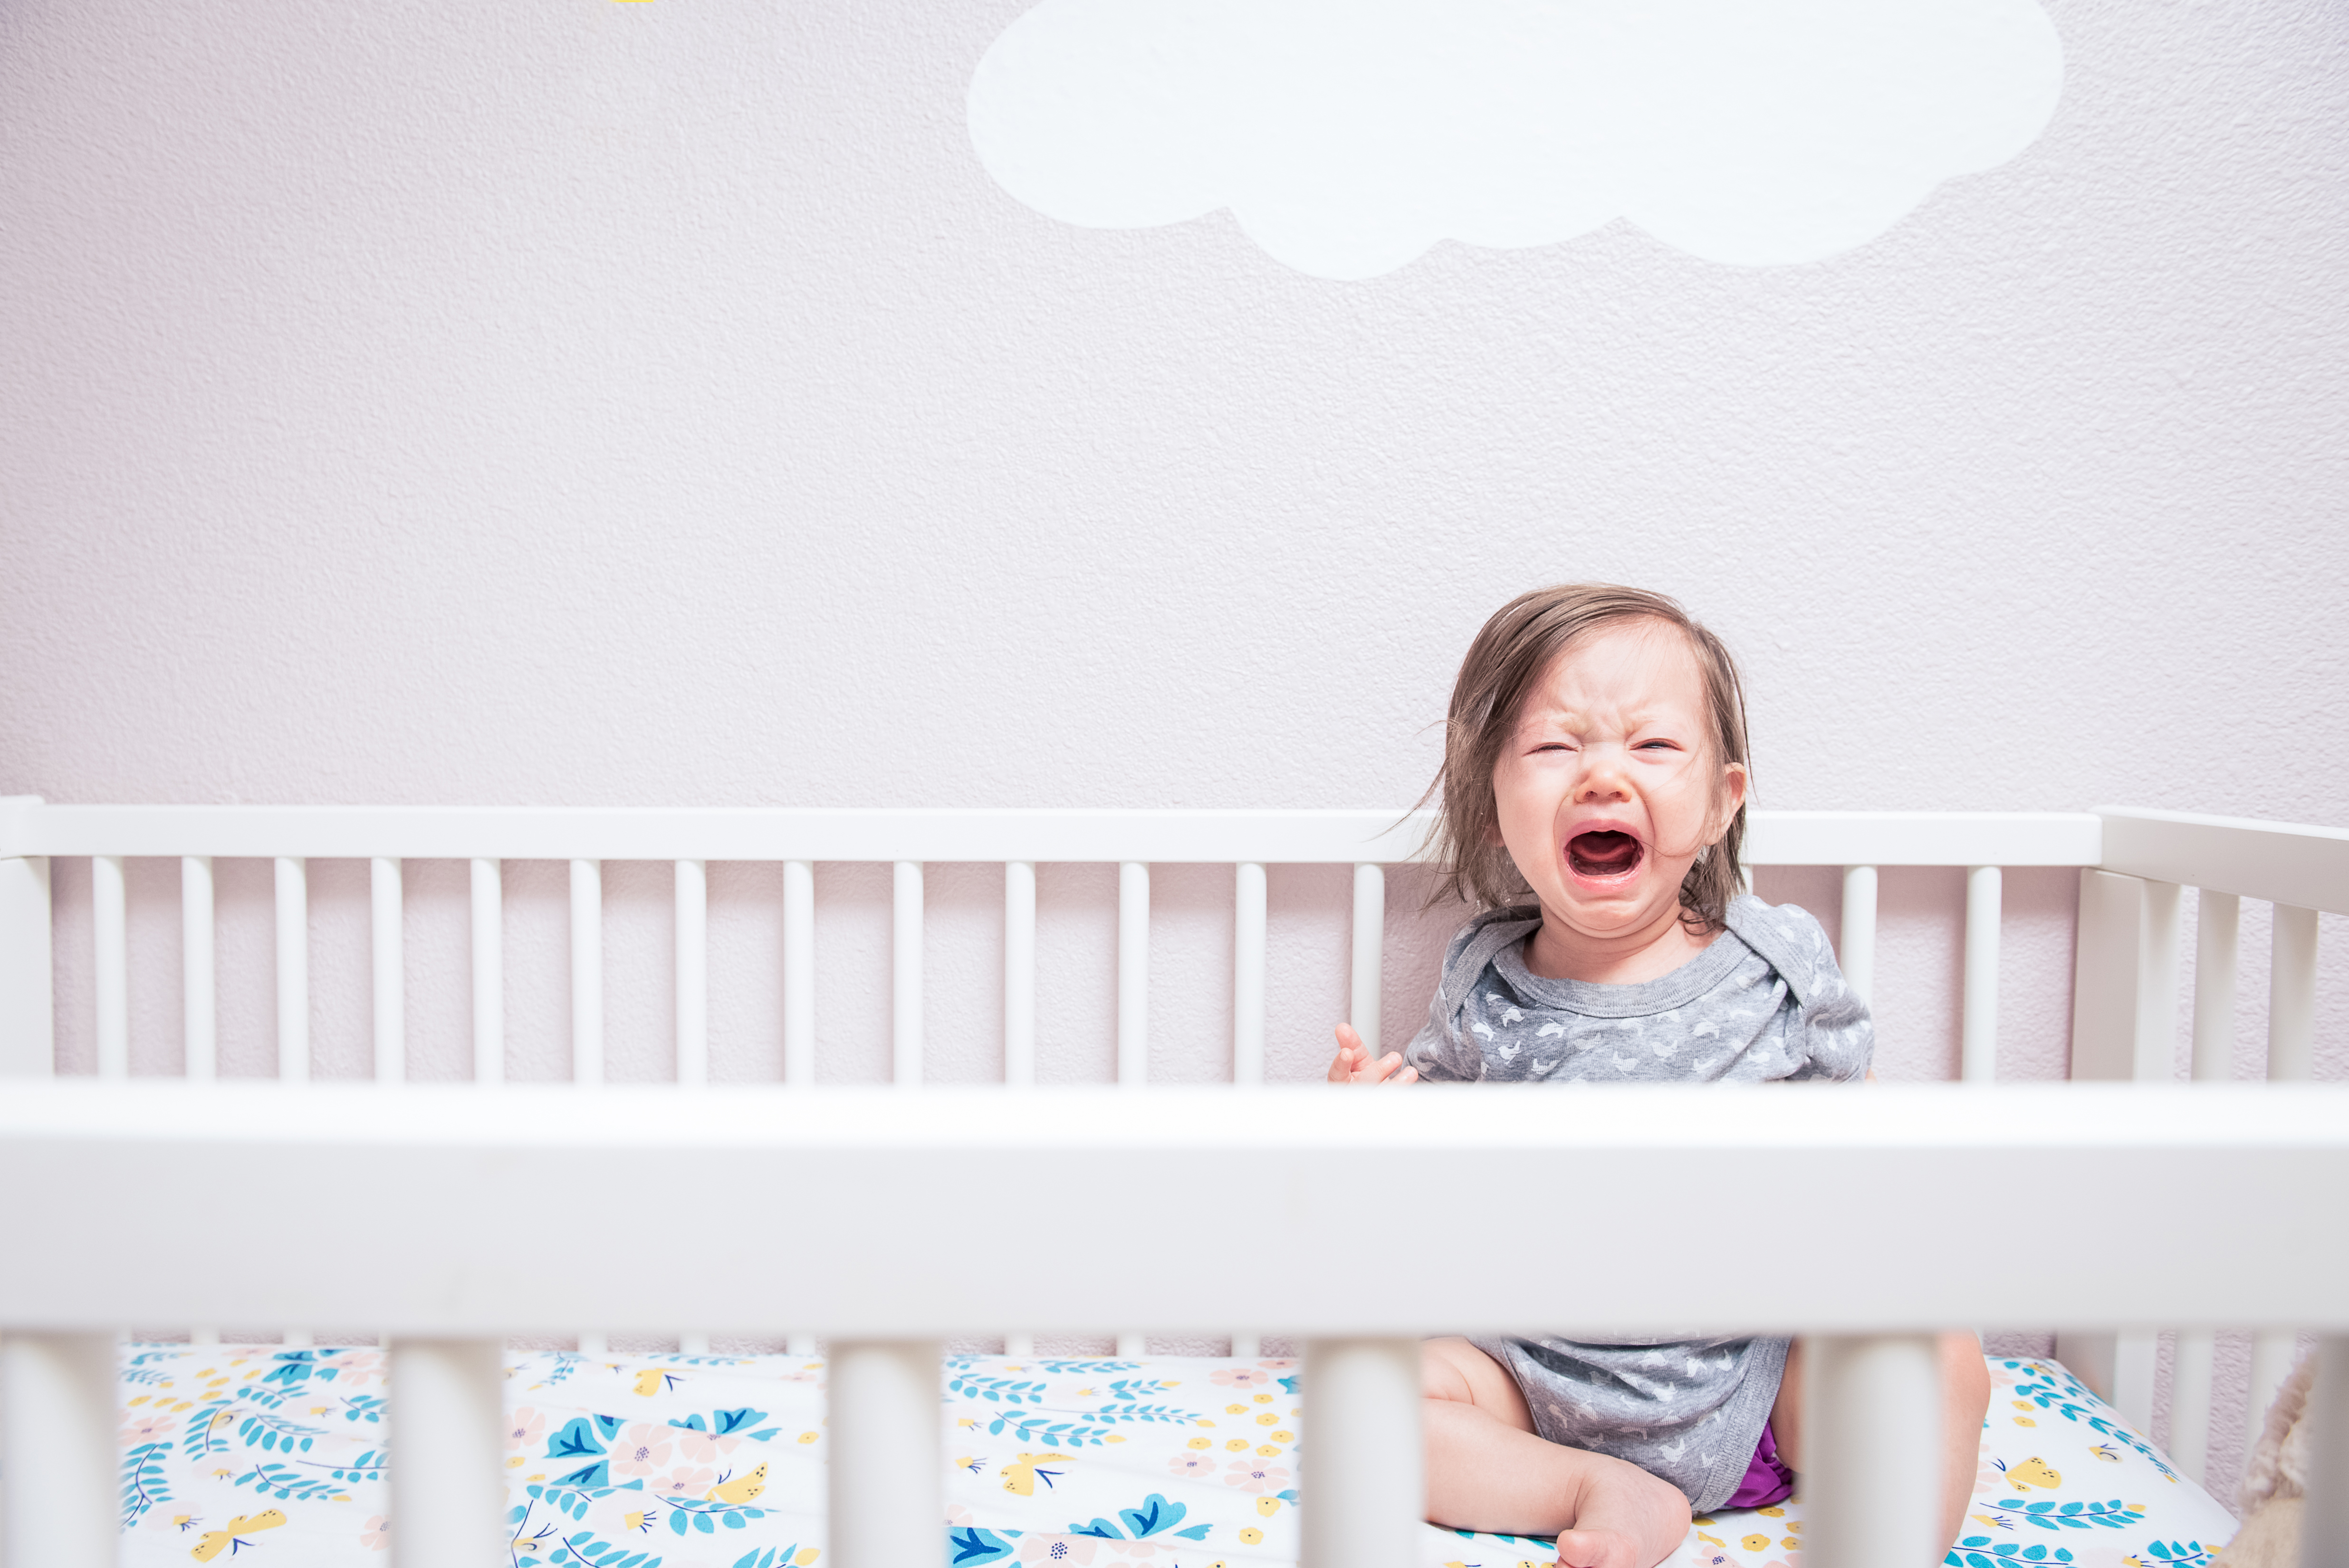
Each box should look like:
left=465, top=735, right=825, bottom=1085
left=115, top=1345, right=2237, bottom=1568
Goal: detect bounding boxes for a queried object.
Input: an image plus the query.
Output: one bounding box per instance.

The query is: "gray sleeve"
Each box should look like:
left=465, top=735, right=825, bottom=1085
left=1728, top=897, right=1874, bottom=1082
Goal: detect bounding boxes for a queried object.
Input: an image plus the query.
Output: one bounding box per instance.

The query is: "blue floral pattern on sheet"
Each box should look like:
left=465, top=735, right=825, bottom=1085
left=111, top=1348, right=2237, bottom=1567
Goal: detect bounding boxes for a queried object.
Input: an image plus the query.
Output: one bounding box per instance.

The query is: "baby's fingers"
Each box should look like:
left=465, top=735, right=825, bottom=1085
left=1326, top=1023, right=1370, bottom=1084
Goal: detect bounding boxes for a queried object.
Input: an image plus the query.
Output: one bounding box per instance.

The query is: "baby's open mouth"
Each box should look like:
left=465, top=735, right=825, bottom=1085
left=1566, top=829, right=1644, bottom=879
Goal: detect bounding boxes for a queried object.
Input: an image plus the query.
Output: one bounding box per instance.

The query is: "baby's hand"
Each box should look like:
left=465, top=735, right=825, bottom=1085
left=1326, top=1023, right=1418, bottom=1086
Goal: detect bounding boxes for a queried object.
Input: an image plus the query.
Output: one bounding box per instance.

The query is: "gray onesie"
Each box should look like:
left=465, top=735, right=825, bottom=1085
left=1401, top=894, right=1873, bottom=1512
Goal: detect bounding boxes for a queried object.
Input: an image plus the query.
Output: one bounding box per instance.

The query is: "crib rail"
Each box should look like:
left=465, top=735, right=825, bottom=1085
left=7, top=1081, right=2345, bottom=1333
left=3, top=1081, right=2348, bottom=1568
left=3, top=798, right=2344, bottom=1565
left=0, top=799, right=2101, bottom=1086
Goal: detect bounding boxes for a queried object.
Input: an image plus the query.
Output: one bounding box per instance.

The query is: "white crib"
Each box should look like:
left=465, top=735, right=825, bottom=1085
left=0, top=797, right=2344, bottom=1568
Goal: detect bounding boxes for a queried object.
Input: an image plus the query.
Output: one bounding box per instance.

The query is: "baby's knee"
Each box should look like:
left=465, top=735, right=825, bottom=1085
left=1421, top=1336, right=1483, bottom=1403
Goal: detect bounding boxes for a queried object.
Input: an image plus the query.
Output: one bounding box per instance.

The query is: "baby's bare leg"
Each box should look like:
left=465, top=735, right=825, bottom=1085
left=1423, top=1338, right=1692, bottom=1568
left=1770, top=1331, right=1994, bottom=1559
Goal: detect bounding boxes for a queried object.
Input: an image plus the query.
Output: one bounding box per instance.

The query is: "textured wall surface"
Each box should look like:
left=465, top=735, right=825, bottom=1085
left=2, top=0, right=2344, bottom=1491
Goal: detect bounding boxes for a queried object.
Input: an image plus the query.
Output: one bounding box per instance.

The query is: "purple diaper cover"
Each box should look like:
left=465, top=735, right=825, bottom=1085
left=1722, top=1420, right=1796, bottom=1510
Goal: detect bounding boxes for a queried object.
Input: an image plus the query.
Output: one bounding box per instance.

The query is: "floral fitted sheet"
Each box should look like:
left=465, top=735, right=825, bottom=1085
left=114, top=1346, right=2237, bottom=1568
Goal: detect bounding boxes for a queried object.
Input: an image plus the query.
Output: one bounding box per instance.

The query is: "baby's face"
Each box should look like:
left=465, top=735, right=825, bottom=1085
left=1490, top=620, right=1746, bottom=942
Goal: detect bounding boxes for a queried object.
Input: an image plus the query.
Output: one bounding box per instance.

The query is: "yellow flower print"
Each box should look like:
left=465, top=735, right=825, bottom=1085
left=192, top=1511, right=287, bottom=1562
left=1225, top=1439, right=1251, bottom=1451
left=707, top=1463, right=768, bottom=1504
left=1239, top=1528, right=1264, bottom=1545
left=1269, top=1430, right=1293, bottom=1442
left=1000, top=1453, right=1074, bottom=1496
left=1998, top=1456, right=2062, bottom=1492
left=1187, top=1437, right=1212, bottom=1450
left=1253, top=1393, right=1274, bottom=1404
left=1226, top=1404, right=1249, bottom=1415
left=1743, top=1534, right=1772, bottom=1551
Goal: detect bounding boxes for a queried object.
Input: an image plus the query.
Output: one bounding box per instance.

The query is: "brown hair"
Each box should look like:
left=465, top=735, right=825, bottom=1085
left=1422, top=584, right=1752, bottom=930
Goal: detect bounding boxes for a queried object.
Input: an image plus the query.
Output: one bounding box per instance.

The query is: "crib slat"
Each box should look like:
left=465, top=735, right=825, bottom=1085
left=1352, top=863, right=1384, bottom=1059
left=1300, top=1338, right=1421, bottom=1568
left=2304, top=1336, right=2349, bottom=1562
left=183, top=854, right=216, bottom=1080
left=275, top=856, right=308, bottom=1083
left=571, top=859, right=604, bottom=1087
left=784, top=859, right=814, bottom=1086
left=2136, top=878, right=2184, bottom=1079
left=0, top=848, right=53, bottom=1078
left=2269, top=903, right=2318, bottom=1080
left=2102, top=876, right=2175, bottom=1450
left=893, top=861, right=922, bottom=1085
left=0, top=1330, right=116, bottom=1566
left=679, top=1330, right=709, bottom=1354
left=675, top=859, right=706, bottom=1087
left=787, top=1332, right=818, bottom=1358
left=371, top=857, right=403, bottom=1083
left=2190, top=889, right=2240, bottom=1080
left=1230, top=1333, right=1262, bottom=1358
left=577, top=1331, right=606, bottom=1355
left=2246, top=904, right=2321, bottom=1438
left=1840, top=865, right=1878, bottom=1004
left=827, top=1340, right=942, bottom=1568
left=1961, top=865, right=2000, bottom=1081
left=1005, top=860, right=1035, bottom=1085
left=470, top=858, right=502, bottom=1085
left=1112, top=862, right=1151, bottom=1353
left=93, top=853, right=127, bottom=1080
left=1119, top=861, right=1148, bottom=1085
left=1003, top=1332, right=1035, bottom=1358
left=2110, top=1329, right=2158, bottom=1433
left=1800, top=1334, right=1943, bottom=1568
left=389, top=1338, right=505, bottom=1567
left=2168, top=888, right=2239, bottom=1483
left=1234, top=861, right=1266, bottom=1084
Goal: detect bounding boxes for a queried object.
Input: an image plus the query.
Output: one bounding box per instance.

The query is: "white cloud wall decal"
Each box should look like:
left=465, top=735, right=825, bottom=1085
left=968, top=0, right=2064, bottom=279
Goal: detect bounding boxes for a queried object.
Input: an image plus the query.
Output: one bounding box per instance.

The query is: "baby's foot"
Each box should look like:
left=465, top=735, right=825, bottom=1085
left=1552, top=1452, right=1692, bottom=1568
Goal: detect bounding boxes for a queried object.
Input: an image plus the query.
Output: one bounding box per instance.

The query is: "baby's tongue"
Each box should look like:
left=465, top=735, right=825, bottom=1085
left=1569, top=831, right=1641, bottom=875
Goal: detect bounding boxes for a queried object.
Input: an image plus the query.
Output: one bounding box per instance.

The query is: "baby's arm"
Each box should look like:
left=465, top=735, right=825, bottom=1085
left=1325, top=1023, right=1419, bottom=1085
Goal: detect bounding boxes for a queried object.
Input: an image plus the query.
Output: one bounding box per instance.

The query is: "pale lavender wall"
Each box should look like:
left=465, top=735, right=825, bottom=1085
left=2, top=0, right=2345, bottom=1489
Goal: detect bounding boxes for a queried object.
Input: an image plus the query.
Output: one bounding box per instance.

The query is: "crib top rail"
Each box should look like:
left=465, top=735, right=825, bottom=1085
left=0, top=799, right=2106, bottom=866
left=2099, top=805, right=2349, bottom=915
left=7, top=1080, right=2346, bottom=1338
